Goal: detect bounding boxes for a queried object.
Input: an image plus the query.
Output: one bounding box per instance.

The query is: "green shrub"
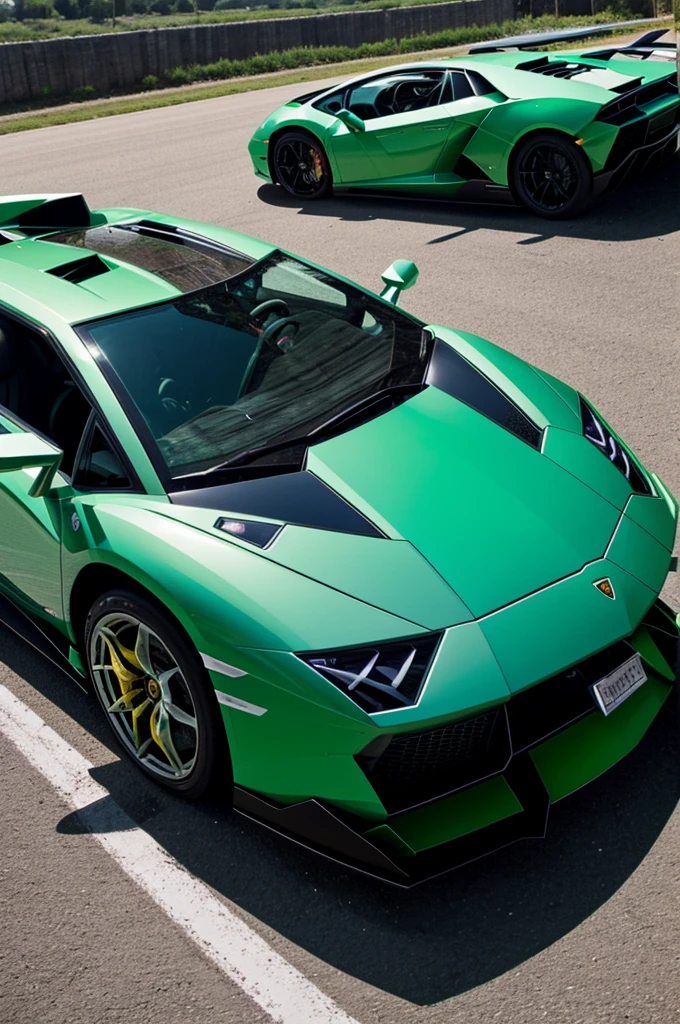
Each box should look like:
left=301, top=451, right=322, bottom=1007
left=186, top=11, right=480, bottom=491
left=141, top=73, right=160, bottom=88
left=173, top=0, right=194, bottom=11
left=72, top=83, right=97, bottom=99
left=150, top=0, right=171, bottom=11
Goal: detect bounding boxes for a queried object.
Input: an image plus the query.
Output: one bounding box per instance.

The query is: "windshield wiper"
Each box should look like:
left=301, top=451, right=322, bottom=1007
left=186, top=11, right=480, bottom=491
left=204, top=383, right=424, bottom=475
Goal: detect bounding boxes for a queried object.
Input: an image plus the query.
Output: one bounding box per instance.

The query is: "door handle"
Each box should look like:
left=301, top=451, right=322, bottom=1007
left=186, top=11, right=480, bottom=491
left=423, top=125, right=447, bottom=132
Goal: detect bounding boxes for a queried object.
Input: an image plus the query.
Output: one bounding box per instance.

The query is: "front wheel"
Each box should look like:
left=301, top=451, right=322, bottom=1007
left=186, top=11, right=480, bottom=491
left=273, top=132, right=332, bottom=199
left=85, top=590, right=228, bottom=799
left=511, top=132, right=591, bottom=219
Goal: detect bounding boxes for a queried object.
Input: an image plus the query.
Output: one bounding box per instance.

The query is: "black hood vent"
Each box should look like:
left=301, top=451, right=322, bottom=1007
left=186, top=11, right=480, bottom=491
left=46, top=253, right=110, bottom=284
left=170, top=470, right=384, bottom=538
left=426, top=339, right=542, bottom=449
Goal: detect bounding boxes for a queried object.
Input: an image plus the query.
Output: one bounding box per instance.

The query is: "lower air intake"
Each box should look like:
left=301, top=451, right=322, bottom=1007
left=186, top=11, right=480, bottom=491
left=358, top=707, right=510, bottom=813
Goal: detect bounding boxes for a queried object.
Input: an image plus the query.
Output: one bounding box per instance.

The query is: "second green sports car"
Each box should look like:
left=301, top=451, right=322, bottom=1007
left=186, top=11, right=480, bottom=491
left=248, top=26, right=679, bottom=218
left=0, top=193, right=677, bottom=883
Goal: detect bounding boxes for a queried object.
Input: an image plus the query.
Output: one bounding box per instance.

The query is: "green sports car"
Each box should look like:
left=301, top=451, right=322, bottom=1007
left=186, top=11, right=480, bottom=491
left=248, top=26, right=679, bottom=218
left=0, top=193, right=677, bottom=883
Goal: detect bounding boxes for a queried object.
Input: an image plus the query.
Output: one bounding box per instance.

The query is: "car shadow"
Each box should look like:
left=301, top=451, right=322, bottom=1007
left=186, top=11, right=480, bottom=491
left=256, top=157, right=680, bottom=244
left=2, top=621, right=679, bottom=1006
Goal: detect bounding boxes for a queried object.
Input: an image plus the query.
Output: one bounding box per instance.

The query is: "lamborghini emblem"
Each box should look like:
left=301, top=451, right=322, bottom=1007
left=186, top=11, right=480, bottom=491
left=594, top=578, right=615, bottom=600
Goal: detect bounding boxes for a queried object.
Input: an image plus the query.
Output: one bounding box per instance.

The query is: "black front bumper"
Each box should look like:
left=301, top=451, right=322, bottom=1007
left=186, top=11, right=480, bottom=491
left=233, top=602, right=679, bottom=886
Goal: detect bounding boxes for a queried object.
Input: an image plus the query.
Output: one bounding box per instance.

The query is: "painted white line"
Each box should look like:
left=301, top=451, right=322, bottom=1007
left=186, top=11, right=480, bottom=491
left=0, top=682, right=360, bottom=1024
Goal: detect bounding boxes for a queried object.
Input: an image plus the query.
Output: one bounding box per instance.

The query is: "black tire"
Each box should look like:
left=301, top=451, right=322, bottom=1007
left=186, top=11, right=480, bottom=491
left=273, top=131, right=332, bottom=200
left=84, top=589, right=230, bottom=799
left=511, top=132, right=592, bottom=219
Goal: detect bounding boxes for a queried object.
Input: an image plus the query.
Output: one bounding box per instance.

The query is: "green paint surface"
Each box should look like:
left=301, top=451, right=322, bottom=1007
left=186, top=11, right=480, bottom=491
left=370, top=776, right=522, bottom=854
left=531, top=675, right=671, bottom=802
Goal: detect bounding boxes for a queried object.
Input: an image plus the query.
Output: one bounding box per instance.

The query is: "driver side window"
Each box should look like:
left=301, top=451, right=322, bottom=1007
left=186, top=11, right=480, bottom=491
left=346, top=71, right=445, bottom=121
left=0, top=314, right=91, bottom=477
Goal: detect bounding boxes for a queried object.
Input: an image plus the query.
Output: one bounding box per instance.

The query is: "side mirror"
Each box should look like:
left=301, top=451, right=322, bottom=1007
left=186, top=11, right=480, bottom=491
left=380, top=260, right=419, bottom=306
left=0, top=431, right=63, bottom=497
left=336, top=108, right=365, bottom=133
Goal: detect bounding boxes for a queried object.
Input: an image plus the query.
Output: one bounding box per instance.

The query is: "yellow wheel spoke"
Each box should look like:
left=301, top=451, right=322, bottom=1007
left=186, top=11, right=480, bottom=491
left=131, top=697, right=153, bottom=751
left=107, top=688, right=144, bottom=714
left=150, top=701, right=184, bottom=774
left=100, top=626, right=144, bottom=692
left=134, top=623, right=156, bottom=679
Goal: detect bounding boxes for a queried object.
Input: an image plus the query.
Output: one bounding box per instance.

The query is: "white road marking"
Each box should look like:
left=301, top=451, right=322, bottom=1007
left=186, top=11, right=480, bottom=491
left=0, top=682, right=360, bottom=1024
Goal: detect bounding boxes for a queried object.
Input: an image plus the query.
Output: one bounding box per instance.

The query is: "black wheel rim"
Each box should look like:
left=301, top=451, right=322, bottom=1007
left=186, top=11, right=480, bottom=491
left=518, top=143, right=579, bottom=212
left=276, top=139, right=326, bottom=196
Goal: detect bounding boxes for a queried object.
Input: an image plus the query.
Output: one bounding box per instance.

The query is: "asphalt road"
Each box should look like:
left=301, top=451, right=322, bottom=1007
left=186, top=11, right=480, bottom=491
left=0, top=80, right=679, bottom=1024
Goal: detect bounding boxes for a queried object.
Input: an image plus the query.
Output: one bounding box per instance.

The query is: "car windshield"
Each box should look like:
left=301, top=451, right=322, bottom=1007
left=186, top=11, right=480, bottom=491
left=78, top=251, right=427, bottom=482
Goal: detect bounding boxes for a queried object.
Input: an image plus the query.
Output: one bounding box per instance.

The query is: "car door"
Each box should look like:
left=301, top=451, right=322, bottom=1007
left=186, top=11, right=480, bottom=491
left=0, top=315, right=91, bottom=622
left=0, top=412, right=70, bottom=620
left=327, top=69, right=500, bottom=186
left=326, top=69, right=451, bottom=184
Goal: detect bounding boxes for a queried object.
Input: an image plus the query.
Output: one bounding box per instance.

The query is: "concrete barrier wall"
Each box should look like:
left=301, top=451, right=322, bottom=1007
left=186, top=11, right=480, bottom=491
left=0, top=0, right=516, bottom=104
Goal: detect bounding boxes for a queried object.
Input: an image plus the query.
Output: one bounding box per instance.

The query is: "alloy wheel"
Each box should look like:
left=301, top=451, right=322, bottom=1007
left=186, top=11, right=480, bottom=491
left=275, top=138, right=328, bottom=197
left=90, top=613, right=198, bottom=780
left=517, top=142, right=581, bottom=213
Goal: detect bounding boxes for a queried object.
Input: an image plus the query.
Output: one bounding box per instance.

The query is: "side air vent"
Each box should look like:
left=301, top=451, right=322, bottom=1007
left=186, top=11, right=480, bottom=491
left=453, top=154, right=491, bottom=182
left=46, top=253, right=110, bottom=284
left=596, top=75, right=678, bottom=125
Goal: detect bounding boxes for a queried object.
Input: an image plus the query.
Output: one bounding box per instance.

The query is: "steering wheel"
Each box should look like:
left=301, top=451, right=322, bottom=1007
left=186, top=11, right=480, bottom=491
left=387, top=81, right=434, bottom=115
left=237, top=312, right=301, bottom=400
left=249, top=298, right=289, bottom=322
left=258, top=316, right=301, bottom=351
left=157, top=378, right=193, bottom=430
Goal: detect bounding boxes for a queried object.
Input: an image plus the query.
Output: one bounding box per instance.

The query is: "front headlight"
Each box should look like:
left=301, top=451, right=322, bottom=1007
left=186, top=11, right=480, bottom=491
left=298, top=633, right=442, bottom=714
left=580, top=397, right=651, bottom=495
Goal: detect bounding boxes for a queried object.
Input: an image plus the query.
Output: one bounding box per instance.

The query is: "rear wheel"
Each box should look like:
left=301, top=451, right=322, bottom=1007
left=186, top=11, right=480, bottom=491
left=85, top=590, right=228, bottom=799
left=273, top=131, right=332, bottom=199
left=511, top=132, right=591, bottom=219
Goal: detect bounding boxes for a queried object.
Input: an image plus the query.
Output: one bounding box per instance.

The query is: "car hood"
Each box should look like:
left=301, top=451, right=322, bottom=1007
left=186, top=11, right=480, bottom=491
left=163, top=363, right=626, bottom=630
left=308, top=384, right=620, bottom=620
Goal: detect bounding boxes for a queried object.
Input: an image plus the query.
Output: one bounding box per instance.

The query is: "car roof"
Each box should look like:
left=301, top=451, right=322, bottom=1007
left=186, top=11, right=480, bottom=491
left=0, top=195, right=275, bottom=326
left=302, top=48, right=673, bottom=105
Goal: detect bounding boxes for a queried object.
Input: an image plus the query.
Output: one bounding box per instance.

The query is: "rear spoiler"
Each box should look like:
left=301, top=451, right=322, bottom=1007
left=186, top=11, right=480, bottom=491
left=580, top=28, right=677, bottom=63
left=469, top=19, right=675, bottom=55
left=0, top=193, right=92, bottom=232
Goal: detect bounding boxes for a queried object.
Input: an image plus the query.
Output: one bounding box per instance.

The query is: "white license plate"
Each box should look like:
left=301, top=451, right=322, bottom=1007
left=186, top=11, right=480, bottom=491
left=590, top=654, right=647, bottom=716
